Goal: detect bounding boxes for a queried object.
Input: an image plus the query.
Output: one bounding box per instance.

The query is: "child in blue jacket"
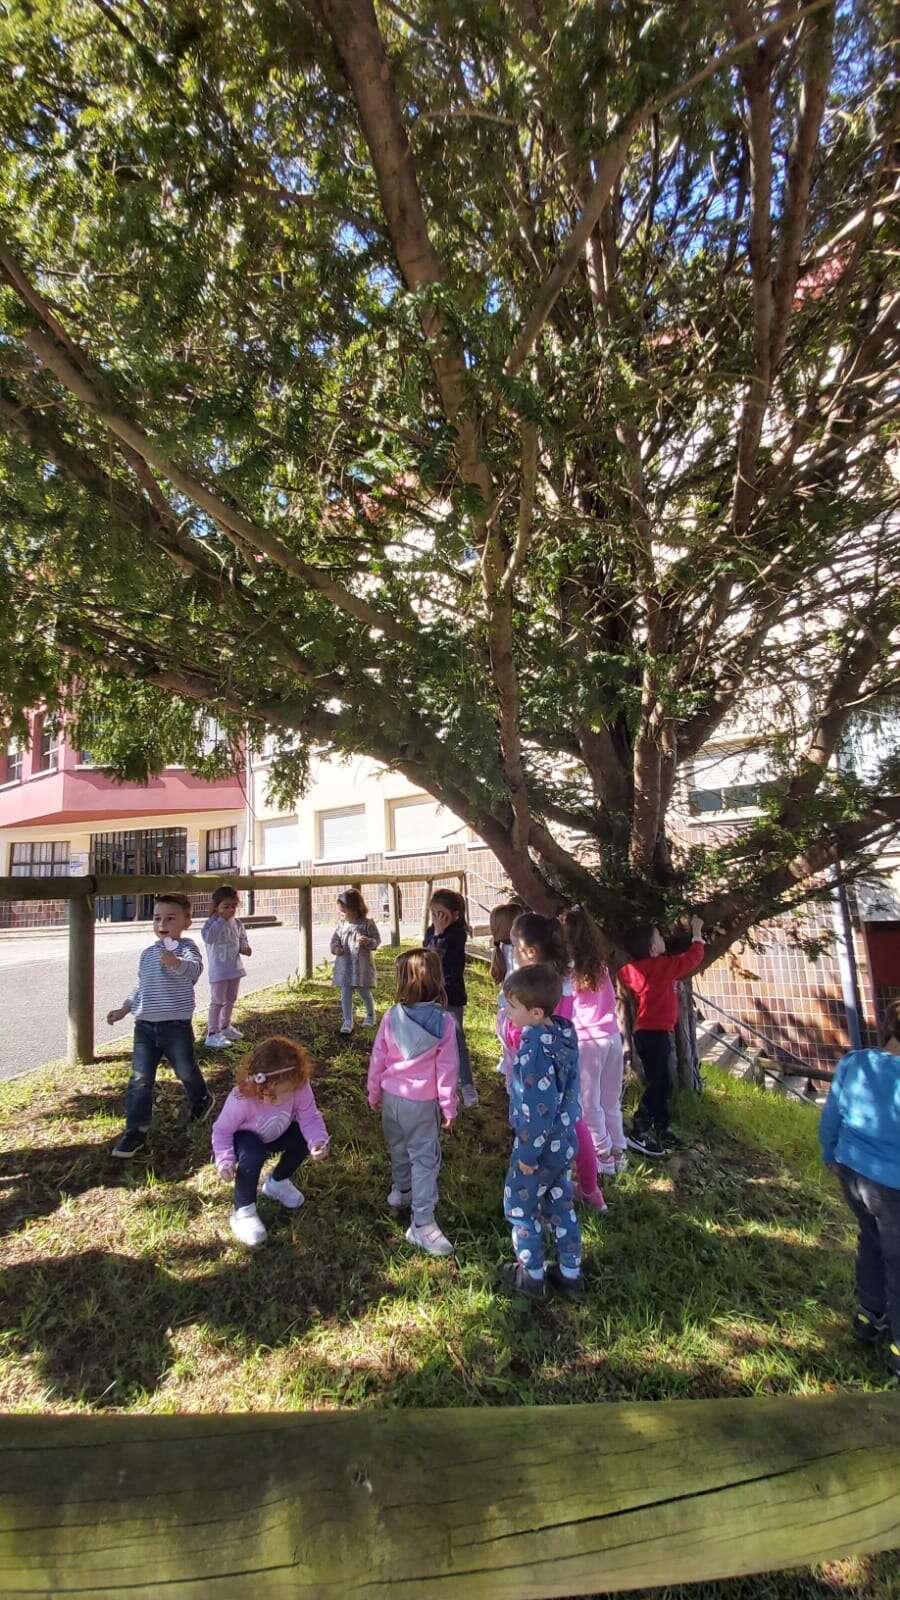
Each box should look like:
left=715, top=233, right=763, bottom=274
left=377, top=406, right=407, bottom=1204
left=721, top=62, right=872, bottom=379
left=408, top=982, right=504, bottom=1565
left=819, top=999, right=900, bottom=1381
left=499, top=963, right=584, bottom=1303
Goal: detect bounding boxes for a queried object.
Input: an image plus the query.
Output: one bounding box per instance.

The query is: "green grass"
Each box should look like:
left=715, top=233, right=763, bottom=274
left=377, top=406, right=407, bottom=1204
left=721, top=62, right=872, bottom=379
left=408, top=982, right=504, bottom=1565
left=0, top=946, right=896, bottom=1600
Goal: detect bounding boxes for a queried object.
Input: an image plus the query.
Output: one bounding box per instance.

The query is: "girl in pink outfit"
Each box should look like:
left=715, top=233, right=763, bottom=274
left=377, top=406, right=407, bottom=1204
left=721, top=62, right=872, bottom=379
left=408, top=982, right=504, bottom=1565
left=368, top=949, right=459, bottom=1258
left=505, top=913, right=607, bottom=1214
left=212, top=1036, right=329, bottom=1248
left=559, top=906, right=626, bottom=1177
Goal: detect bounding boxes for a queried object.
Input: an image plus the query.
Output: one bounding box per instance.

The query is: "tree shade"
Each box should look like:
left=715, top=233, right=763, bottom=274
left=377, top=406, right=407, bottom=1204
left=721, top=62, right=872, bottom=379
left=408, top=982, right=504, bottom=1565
left=1, top=0, right=898, bottom=952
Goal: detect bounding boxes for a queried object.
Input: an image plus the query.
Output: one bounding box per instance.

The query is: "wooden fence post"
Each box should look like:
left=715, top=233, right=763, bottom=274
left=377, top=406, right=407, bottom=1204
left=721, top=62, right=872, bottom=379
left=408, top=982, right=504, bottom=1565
left=421, top=878, right=433, bottom=942
left=67, top=891, right=95, bottom=1066
left=298, top=884, right=314, bottom=979
left=388, top=881, right=401, bottom=946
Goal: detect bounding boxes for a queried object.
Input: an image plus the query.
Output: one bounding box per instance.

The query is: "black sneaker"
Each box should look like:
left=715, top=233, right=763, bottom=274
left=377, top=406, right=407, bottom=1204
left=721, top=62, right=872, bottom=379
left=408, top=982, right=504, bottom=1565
left=626, top=1127, right=667, bottom=1158
left=547, top=1263, right=587, bottom=1303
left=111, top=1128, right=148, bottom=1159
left=852, top=1308, right=889, bottom=1345
left=888, top=1341, right=900, bottom=1382
left=190, top=1088, right=215, bottom=1124
left=498, top=1263, right=546, bottom=1302
left=658, top=1128, right=690, bottom=1153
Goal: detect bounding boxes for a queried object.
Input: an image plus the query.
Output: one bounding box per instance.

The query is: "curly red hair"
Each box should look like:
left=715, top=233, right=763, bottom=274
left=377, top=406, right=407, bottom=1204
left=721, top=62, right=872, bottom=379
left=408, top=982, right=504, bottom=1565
left=236, top=1036, right=314, bottom=1101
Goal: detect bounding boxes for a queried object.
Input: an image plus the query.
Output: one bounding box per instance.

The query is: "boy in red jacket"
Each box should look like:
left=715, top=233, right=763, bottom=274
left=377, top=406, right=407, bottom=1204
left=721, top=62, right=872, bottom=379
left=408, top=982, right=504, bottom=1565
left=619, top=914, right=705, bottom=1159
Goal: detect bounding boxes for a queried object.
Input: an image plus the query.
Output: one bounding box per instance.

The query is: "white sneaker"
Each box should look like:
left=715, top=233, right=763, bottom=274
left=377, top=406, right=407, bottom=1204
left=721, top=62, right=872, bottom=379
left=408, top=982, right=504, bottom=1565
left=597, top=1157, right=617, bottom=1177
left=263, top=1175, right=305, bottom=1210
left=339, top=1021, right=353, bottom=1036
left=223, top=1025, right=243, bottom=1041
left=205, top=1032, right=233, bottom=1049
left=230, top=1204, right=267, bottom=1247
left=461, top=1083, right=479, bottom=1109
left=406, top=1221, right=453, bottom=1257
left=387, top=1187, right=412, bottom=1209
left=614, top=1151, right=629, bottom=1174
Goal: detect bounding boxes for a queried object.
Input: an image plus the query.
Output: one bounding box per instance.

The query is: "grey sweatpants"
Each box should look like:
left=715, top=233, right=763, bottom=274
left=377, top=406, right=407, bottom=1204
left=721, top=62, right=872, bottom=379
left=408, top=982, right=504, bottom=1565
left=381, top=1092, right=442, bottom=1226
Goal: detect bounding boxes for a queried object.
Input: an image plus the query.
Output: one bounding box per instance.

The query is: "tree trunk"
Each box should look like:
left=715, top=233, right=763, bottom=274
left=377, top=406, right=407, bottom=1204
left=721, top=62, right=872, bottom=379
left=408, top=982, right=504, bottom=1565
left=675, top=978, right=701, bottom=1092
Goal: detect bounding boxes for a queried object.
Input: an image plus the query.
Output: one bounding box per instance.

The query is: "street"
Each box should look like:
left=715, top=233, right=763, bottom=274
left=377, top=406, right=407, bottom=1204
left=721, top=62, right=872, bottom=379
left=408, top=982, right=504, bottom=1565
left=0, top=923, right=340, bottom=1079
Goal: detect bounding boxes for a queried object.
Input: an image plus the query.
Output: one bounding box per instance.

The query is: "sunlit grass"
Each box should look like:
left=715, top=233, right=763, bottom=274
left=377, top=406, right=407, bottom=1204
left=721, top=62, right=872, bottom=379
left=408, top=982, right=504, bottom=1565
left=0, top=946, right=894, bottom=1598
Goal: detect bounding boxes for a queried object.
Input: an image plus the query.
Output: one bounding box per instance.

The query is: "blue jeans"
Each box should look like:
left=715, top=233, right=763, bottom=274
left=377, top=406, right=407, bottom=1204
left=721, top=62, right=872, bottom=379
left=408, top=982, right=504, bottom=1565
left=447, top=1004, right=473, bottom=1089
left=340, top=985, right=374, bottom=1026
left=233, top=1124, right=309, bottom=1210
left=125, top=1019, right=208, bottom=1132
left=837, top=1164, right=900, bottom=1337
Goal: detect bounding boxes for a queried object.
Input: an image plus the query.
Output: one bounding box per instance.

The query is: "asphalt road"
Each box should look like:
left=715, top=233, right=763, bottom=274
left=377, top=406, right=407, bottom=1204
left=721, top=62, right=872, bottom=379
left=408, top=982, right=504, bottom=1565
left=0, top=923, right=347, bottom=1079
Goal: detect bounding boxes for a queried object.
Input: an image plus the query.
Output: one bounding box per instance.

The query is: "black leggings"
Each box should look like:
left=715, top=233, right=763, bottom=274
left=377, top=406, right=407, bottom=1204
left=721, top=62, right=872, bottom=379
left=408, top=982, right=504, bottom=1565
left=633, top=1029, right=674, bottom=1134
left=233, top=1123, right=309, bottom=1209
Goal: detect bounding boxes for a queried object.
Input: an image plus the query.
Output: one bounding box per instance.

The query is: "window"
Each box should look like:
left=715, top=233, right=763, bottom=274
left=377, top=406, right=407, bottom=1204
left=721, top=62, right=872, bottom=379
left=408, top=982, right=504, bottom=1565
left=261, top=818, right=300, bottom=867
left=36, top=721, right=58, bottom=773
left=689, top=746, right=774, bottom=816
left=207, top=826, right=238, bottom=871
left=4, top=743, right=22, bottom=784
left=317, top=805, right=366, bottom=861
left=10, top=841, right=70, bottom=877
left=388, top=796, right=457, bottom=853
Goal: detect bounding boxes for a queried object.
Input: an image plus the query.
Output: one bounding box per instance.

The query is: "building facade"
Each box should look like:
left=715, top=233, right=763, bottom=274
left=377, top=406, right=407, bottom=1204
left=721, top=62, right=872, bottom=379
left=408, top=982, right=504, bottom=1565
left=0, top=712, right=247, bottom=927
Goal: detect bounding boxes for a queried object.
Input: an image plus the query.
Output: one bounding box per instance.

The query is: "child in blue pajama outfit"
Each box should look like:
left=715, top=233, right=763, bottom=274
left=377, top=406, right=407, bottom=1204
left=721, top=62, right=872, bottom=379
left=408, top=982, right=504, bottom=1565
left=499, top=963, right=585, bottom=1303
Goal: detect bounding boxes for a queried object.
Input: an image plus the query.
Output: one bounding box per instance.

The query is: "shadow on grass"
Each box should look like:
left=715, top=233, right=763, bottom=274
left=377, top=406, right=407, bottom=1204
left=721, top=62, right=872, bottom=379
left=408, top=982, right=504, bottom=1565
left=0, top=955, right=877, bottom=1411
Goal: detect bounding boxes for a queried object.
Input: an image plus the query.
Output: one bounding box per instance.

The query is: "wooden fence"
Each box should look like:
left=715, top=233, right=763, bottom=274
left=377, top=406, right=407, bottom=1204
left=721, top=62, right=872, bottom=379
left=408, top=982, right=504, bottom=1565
left=0, top=868, right=466, bottom=1066
left=1, top=1392, right=898, bottom=1596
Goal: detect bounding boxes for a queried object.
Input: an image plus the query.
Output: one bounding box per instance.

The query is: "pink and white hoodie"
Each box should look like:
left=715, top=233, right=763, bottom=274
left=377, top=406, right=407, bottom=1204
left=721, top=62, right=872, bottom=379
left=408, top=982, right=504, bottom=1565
left=212, top=1083, right=328, bottom=1170
left=557, top=972, right=618, bottom=1041
left=367, top=1002, right=459, bottom=1124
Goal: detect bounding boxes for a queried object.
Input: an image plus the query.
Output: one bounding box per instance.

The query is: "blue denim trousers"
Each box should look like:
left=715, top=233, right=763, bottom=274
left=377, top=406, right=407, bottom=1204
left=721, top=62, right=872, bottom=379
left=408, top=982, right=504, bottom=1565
left=125, top=1019, right=208, bottom=1131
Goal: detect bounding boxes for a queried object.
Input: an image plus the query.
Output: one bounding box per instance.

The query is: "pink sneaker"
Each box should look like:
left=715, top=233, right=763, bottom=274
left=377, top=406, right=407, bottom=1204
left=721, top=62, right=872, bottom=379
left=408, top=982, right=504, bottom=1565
left=581, top=1188, right=608, bottom=1213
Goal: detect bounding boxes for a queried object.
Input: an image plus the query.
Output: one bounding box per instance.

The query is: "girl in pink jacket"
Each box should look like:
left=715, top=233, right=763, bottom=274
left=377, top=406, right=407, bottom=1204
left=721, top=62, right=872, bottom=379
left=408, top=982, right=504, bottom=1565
left=212, top=1036, right=329, bottom=1248
left=368, top=949, right=459, bottom=1259
left=559, top=906, right=627, bottom=1176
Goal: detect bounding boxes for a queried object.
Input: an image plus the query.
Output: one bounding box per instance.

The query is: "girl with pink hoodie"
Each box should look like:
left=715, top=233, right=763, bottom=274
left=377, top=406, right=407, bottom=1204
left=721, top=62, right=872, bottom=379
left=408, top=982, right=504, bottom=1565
left=368, top=948, right=459, bottom=1258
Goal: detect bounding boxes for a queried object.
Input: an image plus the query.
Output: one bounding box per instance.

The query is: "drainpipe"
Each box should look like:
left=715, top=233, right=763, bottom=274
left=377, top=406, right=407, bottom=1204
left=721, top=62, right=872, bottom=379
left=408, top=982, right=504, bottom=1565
left=830, top=858, right=863, bottom=1051
left=244, top=733, right=255, bottom=917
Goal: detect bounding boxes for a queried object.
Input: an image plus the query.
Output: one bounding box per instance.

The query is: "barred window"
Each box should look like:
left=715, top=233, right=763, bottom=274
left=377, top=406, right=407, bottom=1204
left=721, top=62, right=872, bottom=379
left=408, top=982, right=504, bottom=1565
left=10, top=841, right=70, bottom=877
left=207, top=826, right=237, bottom=871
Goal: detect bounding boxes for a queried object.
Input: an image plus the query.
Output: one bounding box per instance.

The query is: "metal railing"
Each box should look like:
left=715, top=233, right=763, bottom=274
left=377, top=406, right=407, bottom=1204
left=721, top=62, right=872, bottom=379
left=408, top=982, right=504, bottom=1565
left=694, top=989, right=835, bottom=1083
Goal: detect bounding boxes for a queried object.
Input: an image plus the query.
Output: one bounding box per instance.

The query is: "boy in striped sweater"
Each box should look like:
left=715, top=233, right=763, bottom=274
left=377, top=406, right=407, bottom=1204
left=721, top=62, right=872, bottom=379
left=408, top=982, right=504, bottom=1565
left=106, top=894, right=213, bottom=1158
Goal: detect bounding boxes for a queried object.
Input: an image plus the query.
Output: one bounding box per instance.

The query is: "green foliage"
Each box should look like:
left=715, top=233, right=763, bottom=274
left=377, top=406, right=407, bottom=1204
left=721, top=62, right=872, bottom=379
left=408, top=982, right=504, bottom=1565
left=0, top=0, right=898, bottom=940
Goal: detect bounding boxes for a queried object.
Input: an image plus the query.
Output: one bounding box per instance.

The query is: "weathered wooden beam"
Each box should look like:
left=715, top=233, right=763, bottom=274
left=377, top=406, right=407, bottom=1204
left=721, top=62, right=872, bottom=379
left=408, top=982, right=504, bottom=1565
left=0, top=1395, right=898, bottom=1598
left=0, top=868, right=468, bottom=903
left=66, top=893, right=95, bottom=1066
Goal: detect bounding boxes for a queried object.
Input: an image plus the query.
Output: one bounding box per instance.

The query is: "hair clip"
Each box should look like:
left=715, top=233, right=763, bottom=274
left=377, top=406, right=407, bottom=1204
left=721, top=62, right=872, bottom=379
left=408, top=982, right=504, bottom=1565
left=249, top=1064, right=296, bottom=1084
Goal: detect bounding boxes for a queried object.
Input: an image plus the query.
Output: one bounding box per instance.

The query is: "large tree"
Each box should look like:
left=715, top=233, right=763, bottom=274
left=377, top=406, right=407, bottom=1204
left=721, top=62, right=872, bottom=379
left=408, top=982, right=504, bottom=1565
left=1, top=0, right=898, bottom=952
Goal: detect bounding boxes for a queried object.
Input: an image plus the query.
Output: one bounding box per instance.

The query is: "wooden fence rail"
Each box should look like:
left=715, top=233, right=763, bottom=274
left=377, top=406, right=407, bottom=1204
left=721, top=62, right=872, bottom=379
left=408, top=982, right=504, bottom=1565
left=0, top=868, right=465, bottom=1066
left=0, top=1393, right=898, bottom=1597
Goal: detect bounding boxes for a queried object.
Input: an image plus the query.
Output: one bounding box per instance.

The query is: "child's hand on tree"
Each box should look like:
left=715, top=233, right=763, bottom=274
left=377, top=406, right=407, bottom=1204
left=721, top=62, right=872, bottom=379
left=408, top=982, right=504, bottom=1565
left=690, top=913, right=705, bottom=941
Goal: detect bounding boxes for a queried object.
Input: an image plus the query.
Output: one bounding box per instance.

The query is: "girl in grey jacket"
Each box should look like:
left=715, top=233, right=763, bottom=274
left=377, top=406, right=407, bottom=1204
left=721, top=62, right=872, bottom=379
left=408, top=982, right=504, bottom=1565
left=331, top=888, right=381, bottom=1035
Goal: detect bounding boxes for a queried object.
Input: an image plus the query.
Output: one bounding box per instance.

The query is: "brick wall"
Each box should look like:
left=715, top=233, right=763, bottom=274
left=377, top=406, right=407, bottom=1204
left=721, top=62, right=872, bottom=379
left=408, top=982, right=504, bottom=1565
left=0, top=898, right=68, bottom=929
